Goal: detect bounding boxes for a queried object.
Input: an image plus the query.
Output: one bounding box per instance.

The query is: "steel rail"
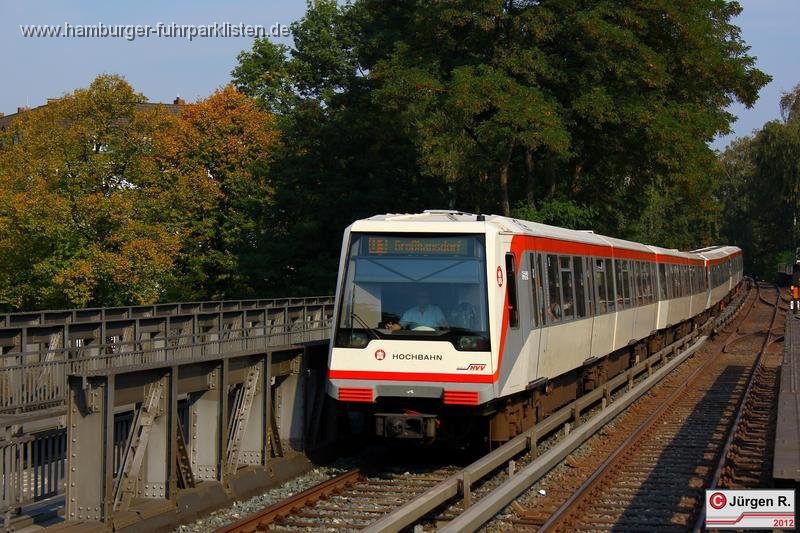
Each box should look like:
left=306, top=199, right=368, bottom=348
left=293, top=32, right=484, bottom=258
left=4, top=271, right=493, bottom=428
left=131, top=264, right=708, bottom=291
left=535, top=284, right=771, bottom=532
left=436, top=284, right=750, bottom=533
left=692, top=283, right=782, bottom=532
left=365, top=284, right=749, bottom=533
left=213, top=469, right=362, bottom=533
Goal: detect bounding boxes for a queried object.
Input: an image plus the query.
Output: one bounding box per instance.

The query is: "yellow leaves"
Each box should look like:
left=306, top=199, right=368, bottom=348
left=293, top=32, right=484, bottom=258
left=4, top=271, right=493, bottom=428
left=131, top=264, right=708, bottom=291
left=177, top=85, right=279, bottom=179
left=51, top=259, right=97, bottom=308
left=0, top=75, right=281, bottom=310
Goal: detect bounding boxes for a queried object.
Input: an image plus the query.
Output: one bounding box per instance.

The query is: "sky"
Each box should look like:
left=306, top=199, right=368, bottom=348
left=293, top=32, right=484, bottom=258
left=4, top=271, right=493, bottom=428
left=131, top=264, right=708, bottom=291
left=0, top=1, right=797, bottom=151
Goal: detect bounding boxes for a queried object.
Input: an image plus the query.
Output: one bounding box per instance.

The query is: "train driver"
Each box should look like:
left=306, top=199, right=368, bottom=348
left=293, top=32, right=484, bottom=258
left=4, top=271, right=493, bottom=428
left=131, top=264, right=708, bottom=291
left=387, top=288, right=448, bottom=330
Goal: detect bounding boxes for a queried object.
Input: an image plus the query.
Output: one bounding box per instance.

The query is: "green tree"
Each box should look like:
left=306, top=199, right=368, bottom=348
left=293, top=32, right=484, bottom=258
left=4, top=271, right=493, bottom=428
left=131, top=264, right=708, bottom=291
left=364, top=0, right=769, bottom=231
left=167, top=85, right=280, bottom=300
left=0, top=76, right=281, bottom=310
left=233, top=0, right=443, bottom=295
left=719, top=85, right=800, bottom=277
left=0, top=75, right=207, bottom=309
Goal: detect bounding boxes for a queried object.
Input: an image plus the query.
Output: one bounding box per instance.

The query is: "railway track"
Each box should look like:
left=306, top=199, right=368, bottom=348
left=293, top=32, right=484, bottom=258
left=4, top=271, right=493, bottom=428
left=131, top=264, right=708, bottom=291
left=215, top=466, right=460, bottom=532
left=213, top=285, right=753, bottom=533
left=530, top=283, right=781, bottom=532
left=715, top=294, right=786, bottom=490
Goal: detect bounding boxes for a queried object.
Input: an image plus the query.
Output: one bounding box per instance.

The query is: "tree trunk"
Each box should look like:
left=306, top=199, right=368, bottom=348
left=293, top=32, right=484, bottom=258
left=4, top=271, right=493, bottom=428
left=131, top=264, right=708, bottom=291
left=524, top=148, right=535, bottom=204
left=499, top=142, right=515, bottom=216
left=570, top=161, right=584, bottom=195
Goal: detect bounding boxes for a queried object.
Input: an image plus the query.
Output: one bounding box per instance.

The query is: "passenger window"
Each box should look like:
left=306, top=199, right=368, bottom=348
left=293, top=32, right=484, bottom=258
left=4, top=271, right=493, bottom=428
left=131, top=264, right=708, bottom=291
left=575, top=257, right=587, bottom=318
left=595, top=259, right=607, bottom=314
left=634, top=262, right=644, bottom=306
left=506, top=253, right=519, bottom=328
left=650, top=263, right=657, bottom=303
left=659, top=263, right=667, bottom=300
left=560, top=256, right=575, bottom=320
left=546, top=254, right=562, bottom=323
left=585, top=258, right=596, bottom=316
left=615, top=259, right=632, bottom=309
left=683, top=266, right=689, bottom=297
left=622, top=261, right=632, bottom=307
left=605, top=258, right=616, bottom=311
left=640, top=262, right=648, bottom=304
left=529, top=253, right=542, bottom=328
left=672, top=264, right=680, bottom=297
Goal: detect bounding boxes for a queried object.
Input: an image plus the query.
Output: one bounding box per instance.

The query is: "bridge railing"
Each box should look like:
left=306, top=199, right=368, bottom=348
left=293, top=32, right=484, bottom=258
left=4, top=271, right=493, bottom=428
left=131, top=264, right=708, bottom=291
left=0, top=297, right=335, bottom=329
left=1, top=427, right=66, bottom=525
left=0, top=298, right=335, bottom=414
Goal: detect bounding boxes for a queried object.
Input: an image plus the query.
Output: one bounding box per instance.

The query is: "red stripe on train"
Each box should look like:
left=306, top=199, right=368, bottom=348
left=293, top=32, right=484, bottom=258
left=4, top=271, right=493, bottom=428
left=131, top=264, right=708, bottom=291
left=328, top=369, right=494, bottom=383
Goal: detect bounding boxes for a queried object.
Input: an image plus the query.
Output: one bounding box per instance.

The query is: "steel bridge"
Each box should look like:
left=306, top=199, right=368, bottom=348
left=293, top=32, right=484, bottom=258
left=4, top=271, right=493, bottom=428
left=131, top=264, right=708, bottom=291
left=0, top=297, right=335, bottom=531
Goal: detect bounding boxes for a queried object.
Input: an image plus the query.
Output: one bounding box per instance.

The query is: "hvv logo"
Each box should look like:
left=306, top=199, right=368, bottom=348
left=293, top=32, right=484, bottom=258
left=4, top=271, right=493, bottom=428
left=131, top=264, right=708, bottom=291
left=457, top=363, right=486, bottom=371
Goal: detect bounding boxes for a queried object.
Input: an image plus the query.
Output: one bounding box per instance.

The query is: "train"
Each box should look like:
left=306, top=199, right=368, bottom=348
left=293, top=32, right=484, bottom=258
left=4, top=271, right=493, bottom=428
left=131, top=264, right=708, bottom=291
left=326, top=211, right=743, bottom=446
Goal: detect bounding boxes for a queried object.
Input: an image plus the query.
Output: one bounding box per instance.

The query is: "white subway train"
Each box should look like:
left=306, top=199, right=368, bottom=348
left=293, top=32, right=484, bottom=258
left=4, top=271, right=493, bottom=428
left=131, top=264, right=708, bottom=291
left=326, top=211, right=743, bottom=444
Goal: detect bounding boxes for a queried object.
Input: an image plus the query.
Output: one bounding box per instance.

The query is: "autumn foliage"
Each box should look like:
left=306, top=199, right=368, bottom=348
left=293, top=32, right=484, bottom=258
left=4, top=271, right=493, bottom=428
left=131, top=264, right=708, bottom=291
left=0, top=75, right=278, bottom=310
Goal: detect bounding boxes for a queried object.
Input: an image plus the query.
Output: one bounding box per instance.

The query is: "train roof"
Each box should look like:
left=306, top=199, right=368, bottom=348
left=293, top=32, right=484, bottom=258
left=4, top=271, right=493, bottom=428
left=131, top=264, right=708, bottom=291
left=694, top=246, right=742, bottom=264
left=351, top=211, right=736, bottom=263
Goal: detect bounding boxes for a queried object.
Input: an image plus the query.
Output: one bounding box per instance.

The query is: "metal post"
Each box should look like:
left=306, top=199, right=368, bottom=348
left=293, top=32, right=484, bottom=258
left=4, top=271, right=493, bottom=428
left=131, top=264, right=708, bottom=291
left=66, top=375, right=113, bottom=522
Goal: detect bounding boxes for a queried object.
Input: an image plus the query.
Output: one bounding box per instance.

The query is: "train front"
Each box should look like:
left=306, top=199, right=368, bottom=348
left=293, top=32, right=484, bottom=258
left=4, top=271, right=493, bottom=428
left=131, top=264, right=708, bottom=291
left=327, top=220, right=496, bottom=444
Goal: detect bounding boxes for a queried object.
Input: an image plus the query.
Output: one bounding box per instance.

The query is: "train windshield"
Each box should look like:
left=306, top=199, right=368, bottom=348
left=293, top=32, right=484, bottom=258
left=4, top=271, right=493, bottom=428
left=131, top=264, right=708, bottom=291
left=335, top=233, right=490, bottom=351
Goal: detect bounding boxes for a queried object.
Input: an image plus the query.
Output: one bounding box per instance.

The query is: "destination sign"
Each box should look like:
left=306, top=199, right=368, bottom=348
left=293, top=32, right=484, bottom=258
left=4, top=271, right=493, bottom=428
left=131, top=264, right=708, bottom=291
left=366, top=237, right=470, bottom=256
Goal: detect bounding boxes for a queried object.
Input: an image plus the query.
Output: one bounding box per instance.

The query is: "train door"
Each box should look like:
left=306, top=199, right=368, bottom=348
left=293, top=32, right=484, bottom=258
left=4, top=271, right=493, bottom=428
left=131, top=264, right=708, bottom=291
left=499, top=246, right=526, bottom=393
left=527, top=252, right=545, bottom=381
left=590, top=258, right=616, bottom=357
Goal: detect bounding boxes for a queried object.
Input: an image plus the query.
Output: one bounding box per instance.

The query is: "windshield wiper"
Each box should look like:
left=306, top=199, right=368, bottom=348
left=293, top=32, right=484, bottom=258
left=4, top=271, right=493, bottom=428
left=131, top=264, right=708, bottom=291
left=350, top=312, right=380, bottom=340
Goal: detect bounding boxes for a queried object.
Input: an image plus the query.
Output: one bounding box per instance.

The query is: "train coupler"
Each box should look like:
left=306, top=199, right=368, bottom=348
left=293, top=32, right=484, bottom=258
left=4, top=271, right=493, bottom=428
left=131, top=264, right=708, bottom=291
left=374, top=412, right=437, bottom=439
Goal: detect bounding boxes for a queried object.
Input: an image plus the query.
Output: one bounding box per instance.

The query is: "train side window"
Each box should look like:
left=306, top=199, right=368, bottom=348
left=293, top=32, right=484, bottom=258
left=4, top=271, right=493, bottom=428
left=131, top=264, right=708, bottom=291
left=529, top=252, right=542, bottom=328
left=641, top=262, right=648, bottom=303
left=672, top=264, right=679, bottom=297
left=505, top=253, right=519, bottom=329
left=546, top=254, right=562, bottom=323
left=683, top=266, right=690, bottom=297
left=574, top=257, right=587, bottom=318
left=650, top=262, right=658, bottom=303
left=606, top=258, right=616, bottom=311
left=560, top=256, right=575, bottom=320
left=615, top=259, right=632, bottom=309
left=622, top=261, right=632, bottom=307
left=635, top=261, right=645, bottom=306
left=585, top=258, right=596, bottom=316
left=658, top=263, right=667, bottom=300
left=595, top=259, right=608, bottom=314
left=694, top=266, right=703, bottom=294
